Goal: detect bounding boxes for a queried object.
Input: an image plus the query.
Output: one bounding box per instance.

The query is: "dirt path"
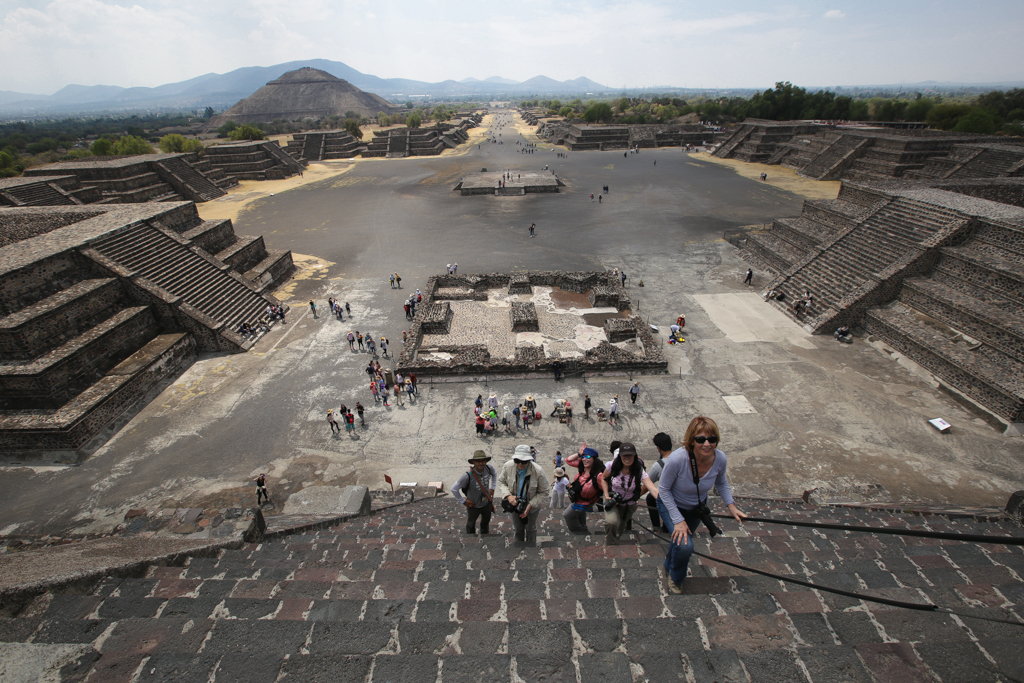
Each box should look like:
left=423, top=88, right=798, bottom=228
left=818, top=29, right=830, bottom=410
left=694, top=153, right=841, bottom=202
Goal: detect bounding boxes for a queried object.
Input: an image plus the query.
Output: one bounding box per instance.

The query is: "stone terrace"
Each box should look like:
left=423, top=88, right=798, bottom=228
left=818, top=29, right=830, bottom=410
left=2, top=494, right=1022, bottom=682
left=455, top=171, right=563, bottom=196
left=741, top=180, right=1024, bottom=424
left=23, top=153, right=236, bottom=204
left=0, top=203, right=292, bottom=458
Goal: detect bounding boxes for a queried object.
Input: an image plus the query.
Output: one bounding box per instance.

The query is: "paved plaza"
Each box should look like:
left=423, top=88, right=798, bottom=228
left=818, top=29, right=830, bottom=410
left=2, top=112, right=1023, bottom=538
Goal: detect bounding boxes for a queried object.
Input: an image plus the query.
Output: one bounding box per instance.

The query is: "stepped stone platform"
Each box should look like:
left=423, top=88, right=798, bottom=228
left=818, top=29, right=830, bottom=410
left=455, top=171, right=564, bottom=195
left=739, top=179, right=1024, bottom=426
left=0, top=203, right=292, bottom=459
left=0, top=176, right=100, bottom=207
left=285, top=129, right=366, bottom=161
left=204, top=140, right=305, bottom=181
left=731, top=124, right=1024, bottom=182
left=1, top=493, right=1022, bottom=682
left=22, top=153, right=236, bottom=204
left=535, top=120, right=720, bottom=150
left=398, top=271, right=666, bottom=379
left=362, top=123, right=475, bottom=159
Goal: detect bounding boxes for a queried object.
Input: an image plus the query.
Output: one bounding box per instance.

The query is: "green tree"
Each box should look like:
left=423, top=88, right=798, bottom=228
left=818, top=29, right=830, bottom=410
left=158, top=133, right=204, bottom=153
left=583, top=102, right=613, bottom=123
left=377, top=112, right=391, bottom=127
left=616, top=97, right=630, bottom=114
left=204, top=106, right=215, bottom=119
left=904, top=98, right=935, bottom=122
left=344, top=118, right=363, bottom=139
left=926, top=103, right=973, bottom=130
left=90, top=138, right=114, bottom=156
left=111, top=135, right=154, bottom=155
left=405, top=101, right=413, bottom=109
left=407, top=112, right=422, bottom=128
left=558, top=106, right=572, bottom=117
left=952, top=109, right=997, bottom=134
left=0, top=149, right=18, bottom=177
left=216, top=121, right=239, bottom=137
left=227, top=125, right=265, bottom=141
left=25, top=137, right=60, bottom=154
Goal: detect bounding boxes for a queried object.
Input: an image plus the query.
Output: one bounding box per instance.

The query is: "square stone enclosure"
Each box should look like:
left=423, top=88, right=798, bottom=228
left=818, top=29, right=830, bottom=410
left=397, top=271, right=667, bottom=378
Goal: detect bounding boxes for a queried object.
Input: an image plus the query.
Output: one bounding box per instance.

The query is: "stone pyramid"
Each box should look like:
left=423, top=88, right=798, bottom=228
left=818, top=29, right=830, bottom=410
left=207, top=67, right=398, bottom=128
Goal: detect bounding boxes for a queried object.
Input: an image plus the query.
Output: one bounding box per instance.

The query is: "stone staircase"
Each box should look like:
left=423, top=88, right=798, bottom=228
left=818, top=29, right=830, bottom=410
left=799, top=135, right=868, bottom=180
left=0, top=180, right=78, bottom=207
left=89, top=224, right=272, bottom=335
left=3, top=494, right=1022, bottom=681
left=154, top=157, right=226, bottom=203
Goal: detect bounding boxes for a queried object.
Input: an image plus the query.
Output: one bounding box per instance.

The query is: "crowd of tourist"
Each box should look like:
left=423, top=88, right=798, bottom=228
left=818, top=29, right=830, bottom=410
left=473, top=389, right=635, bottom=436
left=452, top=416, right=746, bottom=594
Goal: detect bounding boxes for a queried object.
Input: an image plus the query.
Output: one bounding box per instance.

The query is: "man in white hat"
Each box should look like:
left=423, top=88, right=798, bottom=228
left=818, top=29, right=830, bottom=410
left=487, top=393, right=499, bottom=411
left=609, top=396, right=620, bottom=425
left=451, top=451, right=497, bottom=534
left=497, top=445, right=549, bottom=543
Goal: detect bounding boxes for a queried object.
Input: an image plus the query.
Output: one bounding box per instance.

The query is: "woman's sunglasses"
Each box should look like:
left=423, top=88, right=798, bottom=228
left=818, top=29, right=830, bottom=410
left=693, top=436, right=719, bottom=444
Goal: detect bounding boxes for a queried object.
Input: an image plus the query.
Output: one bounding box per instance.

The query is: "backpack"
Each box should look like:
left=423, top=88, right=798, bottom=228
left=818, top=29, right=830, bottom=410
left=568, top=472, right=599, bottom=504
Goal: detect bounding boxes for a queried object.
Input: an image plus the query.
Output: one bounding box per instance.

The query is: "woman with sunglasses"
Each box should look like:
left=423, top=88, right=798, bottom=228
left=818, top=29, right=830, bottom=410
left=656, top=416, right=746, bottom=593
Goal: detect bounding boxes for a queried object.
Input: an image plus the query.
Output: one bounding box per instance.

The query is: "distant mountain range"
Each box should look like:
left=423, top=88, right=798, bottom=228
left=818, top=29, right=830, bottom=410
left=0, top=59, right=614, bottom=116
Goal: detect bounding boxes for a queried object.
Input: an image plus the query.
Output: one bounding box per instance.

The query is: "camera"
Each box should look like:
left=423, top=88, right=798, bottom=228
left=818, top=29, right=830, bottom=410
left=697, top=501, right=721, bottom=538
left=501, top=497, right=529, bottom=515
left=605, top=491, right=624, bottom=508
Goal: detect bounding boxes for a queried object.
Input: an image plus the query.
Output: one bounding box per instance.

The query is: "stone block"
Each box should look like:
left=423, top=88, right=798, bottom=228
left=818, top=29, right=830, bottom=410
left=282, top=485, right=371, bottom=517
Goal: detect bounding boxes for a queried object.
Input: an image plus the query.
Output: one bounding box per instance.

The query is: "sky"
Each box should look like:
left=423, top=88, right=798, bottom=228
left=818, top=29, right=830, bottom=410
left=1, top=0, right=1023, bottom=95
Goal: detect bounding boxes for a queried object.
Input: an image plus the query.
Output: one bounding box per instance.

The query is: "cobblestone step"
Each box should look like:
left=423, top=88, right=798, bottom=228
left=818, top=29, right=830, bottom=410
left=5, top=496, right=1021, bottom=681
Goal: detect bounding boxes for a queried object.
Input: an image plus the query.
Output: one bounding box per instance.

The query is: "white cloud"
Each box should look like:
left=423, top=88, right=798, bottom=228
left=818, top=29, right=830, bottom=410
left=824, top=9, right=846, bottom=20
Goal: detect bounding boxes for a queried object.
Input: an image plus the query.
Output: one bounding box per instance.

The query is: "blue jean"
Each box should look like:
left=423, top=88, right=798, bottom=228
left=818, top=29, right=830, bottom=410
left=657, top=498, right=703, bottom=585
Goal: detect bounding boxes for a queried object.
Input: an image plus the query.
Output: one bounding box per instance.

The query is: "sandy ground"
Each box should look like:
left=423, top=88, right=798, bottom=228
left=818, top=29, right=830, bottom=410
left=696, top=153, right=841, bottom=202
left=196, top=161, right=357, bottom=223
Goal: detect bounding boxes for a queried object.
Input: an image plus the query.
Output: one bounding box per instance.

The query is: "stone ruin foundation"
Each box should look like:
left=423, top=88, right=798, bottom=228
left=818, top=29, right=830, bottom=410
left=397, top=271, right=667, bottom=379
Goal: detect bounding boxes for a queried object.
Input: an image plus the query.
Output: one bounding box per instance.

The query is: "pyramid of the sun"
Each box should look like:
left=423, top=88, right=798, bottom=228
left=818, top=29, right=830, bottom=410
left=207, top=67, right=399, bottom=127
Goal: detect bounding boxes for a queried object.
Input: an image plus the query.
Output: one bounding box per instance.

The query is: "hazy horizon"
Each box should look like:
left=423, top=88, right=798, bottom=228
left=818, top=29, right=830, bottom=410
left=2, top=0, right=1022, bottom=95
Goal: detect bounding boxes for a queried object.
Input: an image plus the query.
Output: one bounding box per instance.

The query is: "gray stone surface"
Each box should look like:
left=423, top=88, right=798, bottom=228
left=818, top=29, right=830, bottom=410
left=283, top=485, right=371, bottom=516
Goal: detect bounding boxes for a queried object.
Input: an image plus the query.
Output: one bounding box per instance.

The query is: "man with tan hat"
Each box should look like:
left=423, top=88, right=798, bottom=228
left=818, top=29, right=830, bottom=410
left=497, top=445, right=549, bottom=543
left=451, top=451, right=497, bottom=534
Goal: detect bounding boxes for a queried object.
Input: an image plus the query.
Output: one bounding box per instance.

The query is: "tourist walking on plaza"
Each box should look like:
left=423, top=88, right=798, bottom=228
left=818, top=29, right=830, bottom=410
left=327, top=409, right=340, bottom=434
left=345, top=302, right=351, bottom=316
left=600, top=442, right=657, bottom=545
left=529, top=223, right=535, bottom=237
left=390, top=274, right=395, bottom=288
left=609, top=396, right=620, bottom=425
left=629, top=382, right=640, bottom=405
left=254, top=473, right=271, bottom=506
left=657, top=416, right=747, bottom=593
left=564, top=398, right=573, bottom=426
left=497, top=445, right=549, bottom=543
left=563, top=446, right=603, bottom=533
left=380, top=337, right=388, bottom=358
left=394, top=382, right=404, bottom=406
left=584, top=394, right=592, bottom=419
left=357, top=332, right=364, bottom=351
left=309, top=300, right=317, bottom=317
left=396, top=273, right=402, bottom=288
left=744, top=268, right=753, bottom=286
left=550, top=467, right=569, bottom=509
left=370, top=380, right=379, bottom=403
left=366, top=335, right=376, bottom=357
left=451, top=451, right=497, bottom=535
left=347, top=331, right=355, bottom=350
left=345, top=409, right=356, bottom=437
left=356, top=402, right=365, bottom=426
left=487, top=393, right=499, bottom=411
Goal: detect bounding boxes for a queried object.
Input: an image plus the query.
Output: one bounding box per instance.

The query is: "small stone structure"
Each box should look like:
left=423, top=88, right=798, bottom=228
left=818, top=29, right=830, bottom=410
left=0, top=202, right=292, bottom=458
left=21, top=153, right=237, bottom=204
left=397, top=271, right=664, bottom=379
left=741, top=178, right=1024, bottom=424
left=508, top=273, right=532, bottom=294
left=510, top=301, right=539, bottom=332
left=604, top=317, right=638, bottom=343
left=285, top=130, right=365, bottom=161
left=420, top=302, right=453, bottom=334
left=455, top=171, right=564, bottom=196
left=534, top=118, right=720, bottom=150
left=362, top=119, right=479, bottom=158
left=588, top=285, right=620, bottom=308
left=204, top=140, right=305, bottom=181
